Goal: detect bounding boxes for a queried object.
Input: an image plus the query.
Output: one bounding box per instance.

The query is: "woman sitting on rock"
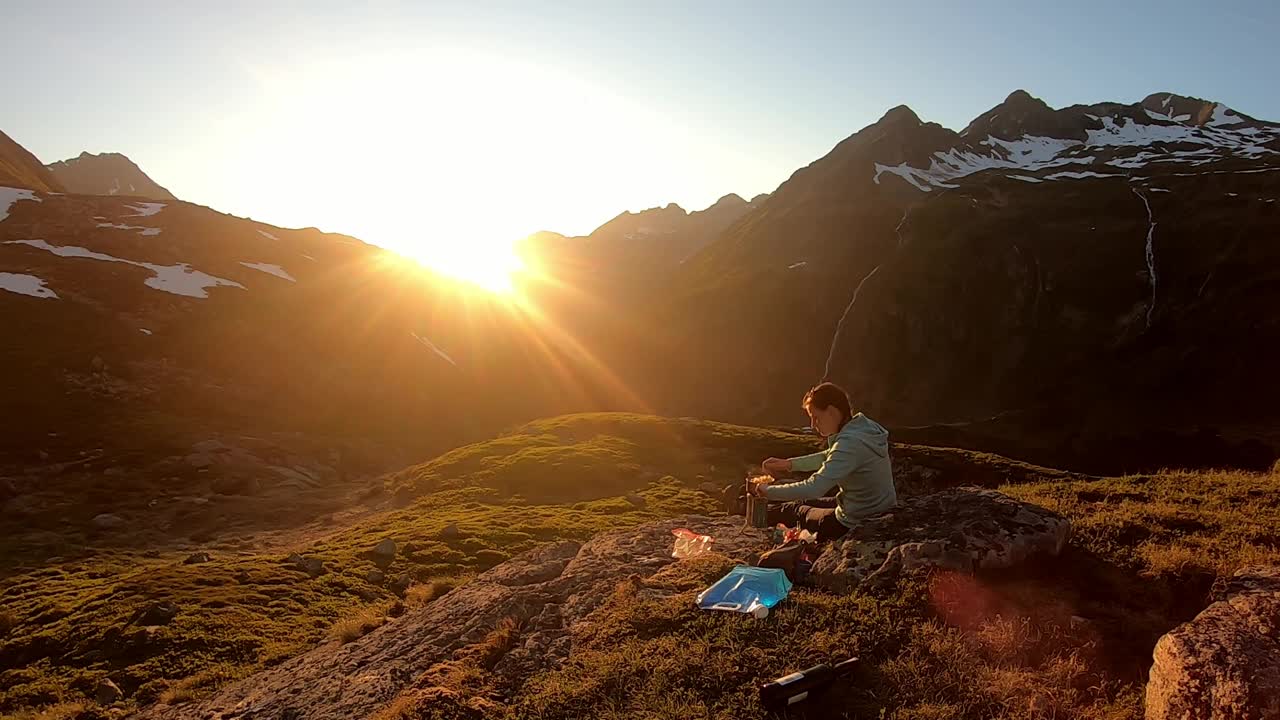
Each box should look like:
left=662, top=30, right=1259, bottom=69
left=753, top=382, right=897, bottom=542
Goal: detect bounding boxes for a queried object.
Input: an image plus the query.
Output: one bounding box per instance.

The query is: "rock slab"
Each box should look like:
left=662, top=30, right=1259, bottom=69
left=810, top=487, right=1071, bottom=592
left=1146, top=565, right=1280, bottom=720
left=136, top=516, right=767, bottom=720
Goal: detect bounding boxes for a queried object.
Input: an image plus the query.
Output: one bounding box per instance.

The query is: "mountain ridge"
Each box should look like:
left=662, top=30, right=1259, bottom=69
left=46, top=150, right=177, bottom=200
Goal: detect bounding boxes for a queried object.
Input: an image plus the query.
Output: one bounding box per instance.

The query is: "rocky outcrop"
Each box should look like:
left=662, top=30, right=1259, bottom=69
left=1146, top=565, right=1280, bottom=720
left=810, top=487, right=1071, bottom=592
left=137, top=516, right=768, bottom=720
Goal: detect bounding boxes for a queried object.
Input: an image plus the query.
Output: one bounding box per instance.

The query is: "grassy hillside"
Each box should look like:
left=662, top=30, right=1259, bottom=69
left=382, top=461, right=1280, bottom=720
left=0, top=414, right=816, bottom=717
left=3, top=414, right=1277, bottom=719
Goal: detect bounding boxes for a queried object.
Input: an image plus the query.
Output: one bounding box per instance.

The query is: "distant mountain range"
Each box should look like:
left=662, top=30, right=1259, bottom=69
left=3, top=88, right=1279, bottom=474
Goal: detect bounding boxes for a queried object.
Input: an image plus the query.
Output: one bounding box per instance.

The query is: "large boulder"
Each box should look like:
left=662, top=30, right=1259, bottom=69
left=810, top=487, right=1071, bottom=592
left=1146, top=565, right=1280, bottom=720
left=134, top=516, right=767, bottom=720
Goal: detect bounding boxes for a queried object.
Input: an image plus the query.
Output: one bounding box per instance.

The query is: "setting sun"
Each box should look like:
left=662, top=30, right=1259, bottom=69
left=399, top=231, right=527, bottom=293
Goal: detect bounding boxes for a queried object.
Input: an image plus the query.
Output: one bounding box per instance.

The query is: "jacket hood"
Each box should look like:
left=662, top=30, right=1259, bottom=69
left=836, top=412, right=889, bottom=457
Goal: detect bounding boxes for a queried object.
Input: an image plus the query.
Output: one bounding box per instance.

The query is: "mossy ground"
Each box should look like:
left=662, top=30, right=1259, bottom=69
left=0, top=414, right=814, bottom=716
left=4, top=414, right=1277, bottom=719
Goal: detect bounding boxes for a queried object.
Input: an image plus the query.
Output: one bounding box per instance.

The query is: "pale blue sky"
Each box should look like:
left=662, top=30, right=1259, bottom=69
left=4, top=1, right=1277, bottom=262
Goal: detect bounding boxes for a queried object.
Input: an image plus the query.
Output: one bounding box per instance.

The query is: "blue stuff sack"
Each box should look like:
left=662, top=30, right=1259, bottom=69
left=696, top=565, right=793, bottom=618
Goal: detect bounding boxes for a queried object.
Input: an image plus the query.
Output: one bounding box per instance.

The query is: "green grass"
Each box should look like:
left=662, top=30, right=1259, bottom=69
left=4, top=413, right=1276, bottom=719
left=0, top=413, right=814, bottom=716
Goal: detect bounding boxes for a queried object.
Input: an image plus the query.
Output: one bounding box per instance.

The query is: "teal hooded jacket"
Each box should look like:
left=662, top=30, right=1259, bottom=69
left=763, top=412, right=897, bottom=527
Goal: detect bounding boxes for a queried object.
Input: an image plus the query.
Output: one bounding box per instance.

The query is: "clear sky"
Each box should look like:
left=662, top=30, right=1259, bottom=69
left=5, top=0, right=1277, bottom=267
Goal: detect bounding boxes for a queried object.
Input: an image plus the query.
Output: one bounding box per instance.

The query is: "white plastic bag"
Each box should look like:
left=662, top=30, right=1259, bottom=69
left=672, top=528, right=714, bottom=558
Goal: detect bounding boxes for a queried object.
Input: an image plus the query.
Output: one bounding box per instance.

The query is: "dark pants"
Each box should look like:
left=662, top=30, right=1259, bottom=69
left=766, top=496, right=850, bottom=542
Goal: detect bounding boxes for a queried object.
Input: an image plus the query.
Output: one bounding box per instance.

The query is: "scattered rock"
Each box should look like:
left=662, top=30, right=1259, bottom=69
left=211, top=475, right=261, bottom=496
left=389, top=575, right=412, bottom=597
left=185, top=453, right=213, bottom=469
left=624, top=493, right=647, bottom=508
left=183, top=552, right=211, bottom=565
left=143, top=550, right=161, bottom=559
left=372, top=538, right=397, bottom=568
left=1146, top=565, right=1280, bottom=720
left=285, top=555, right=326, bottom=578
left=95, top=678, right=123, bottom=704
left=393, top=487, right=414, bottom=507
left=439, top=523, right=460, bottom=539
left=810, top=487, right=1071, bottom=593
left=135, top=601, right=180, bottom=626
left=270, top=465, right=321, bottom=488
left=0, top=477, right=17, bottom=505
left=192, top=439, right=232, bottom=454
left=697, top=480, right=722, bottom=496
left=92, top=513, right=126, bottom=530
left=365, top=569, right=386, bottom=585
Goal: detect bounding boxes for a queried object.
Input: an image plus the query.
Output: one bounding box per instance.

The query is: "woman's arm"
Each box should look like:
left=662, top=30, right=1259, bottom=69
left=765, top=439, right=856, bottom=501
left=787, top=450, right=828, bottom=473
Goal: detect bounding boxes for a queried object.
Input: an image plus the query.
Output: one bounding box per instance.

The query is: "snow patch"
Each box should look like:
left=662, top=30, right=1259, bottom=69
left=124, top=202, right=166, bottom=217
left=1208, top=103, right=1243, bottom=127
left=0, top=272, right=57, bottom=299
left=239, top=262, right=296, bottom=282
left=1149, top=187, right=1171, bottom=193
left=1044, top=171, right=1121, bottom=180
left=5, top=239, right=244, bottom=298
left=0, top=187, right=41, bottom=222
left=139, top=328, right=152, bottom=335
left=411, top=332, right=457, bottom=366
left=257, top=229, right=279, bottom=241
left=874, top=135, right=1087, bottom=191
left=788, top=261, right=808, bottom=269
left=1008, top=174, right=1043, bottom=183
left=301, top=254, right=317, bottom=262
left=98, top=222, right=163, bottom=236
left=1226, top=192, right=1238, bottom=197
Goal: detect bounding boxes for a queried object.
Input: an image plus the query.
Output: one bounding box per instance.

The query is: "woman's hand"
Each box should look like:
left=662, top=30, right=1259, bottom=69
left=761, top=457, right=792, bottom=474
left=750, top=477, right=773, bottom=497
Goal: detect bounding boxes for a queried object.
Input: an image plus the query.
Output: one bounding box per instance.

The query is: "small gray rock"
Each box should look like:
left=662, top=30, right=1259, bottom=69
left=192, top=439, right=232, bottom=454
left=365, top=569, right=386, bottom=585
left=136, top=601, right=179, bottom=626
left=440, top=523, right=460, bottom=539
left=389, top=575, right=412, bottom=597
left=624, top=493, right=647, bottom=508
left=92, top=513, right=126, bottom=530
left=183, top=552, right=211, bottom=565
left=373, top=538, right=397, bottom=560
left=301, top=557, right=326, bottom=578
left=95, top=678, right=123, bottom=704
left=185, top=453, right=213, bottom=469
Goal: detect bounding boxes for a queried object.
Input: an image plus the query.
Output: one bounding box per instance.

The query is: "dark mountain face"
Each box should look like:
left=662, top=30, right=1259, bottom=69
left=46, top=151, right=177, bottom=200
left=0, top=185, right=631, bottom=473
left=634, top=90, right=1280, bottom=472
left=0, top=131, right=65, bottom=193
left=6, top=88, right=1280, bottom=476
